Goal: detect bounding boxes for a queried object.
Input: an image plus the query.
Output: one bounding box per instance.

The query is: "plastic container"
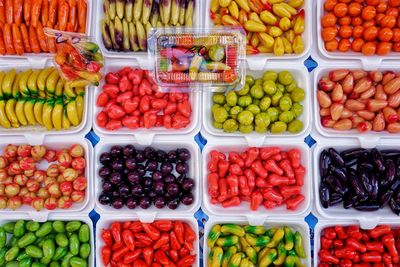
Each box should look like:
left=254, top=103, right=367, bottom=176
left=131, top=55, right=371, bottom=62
left=95, top=214, right=200, bottom=266
left=0, top=136, right=94, bottom=222
left=202, top=63, right=311, bottom=147
left=0, top=0, right=93, bottom=62
left=0, top=59, right=93, bottom=142
left=94, top=137, right=201, bottom=222
left=313, top=63, right=400, bottom=146
left=0, top=214, right=95, bottom=266
left=147, top=27, right=246, bottom=92
left=314, top=220, right=400, bottom=267
left=201, top=139, right=312, bottom=224
left=204, top=0, right=312, bottom=68
left=316, top=0, right=400, bottom=67
left=92, top=60, right=201, bottom=145
left=203, top=216, right=311, bottom=267
left=94, top=0, right=201, bottom=65
left=313, top=139, right=400, bottom=229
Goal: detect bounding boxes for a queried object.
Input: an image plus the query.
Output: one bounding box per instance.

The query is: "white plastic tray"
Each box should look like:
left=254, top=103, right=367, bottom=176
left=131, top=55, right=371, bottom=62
left=201, top=139, right=312, bottom=225
left=0, top=0, right=94, bottom=62
left=204, top=0, right=312, bottom=69
left=313, top=63, right=400, bottom=147
left=203, top=216, right=311, bottom=267
left=95, top=214, right=200, bottom=267
left=0, top=136, right=94, bottom=222
left=314, top=220, right=400, bottom=267
left=0, top=214, right=95, bottom=266
left=0, top=59, right=93, bottom=143
left=94, top=0, right=202, bottom=65
left=92, top=60, right=201, bottom=145
left=201, top=63, right=311, bottom=147
left=94, top=137, right=201, bottom=222
left=313, top=139, right=400, bottom=229
left=316, top=0, right=400, bottom=67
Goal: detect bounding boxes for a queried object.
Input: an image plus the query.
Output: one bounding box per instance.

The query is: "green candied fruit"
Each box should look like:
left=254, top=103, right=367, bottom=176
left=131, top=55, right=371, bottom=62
left=288, top=120, right=304, bottom=133
left=223, top=119, right=239, bottom=133
left=209, top=44, right=225, bottom=62
left=238, top=111, right=254, bottom=126
left=267, top=107, right=280, bottom=122
left=223, top=104, right=231, bottom=112
left=250, top=85, right=265, bottom=99
left=226, top=91, right=238, bottom=106
left=255, top=125, right=268, bottom=133
left=263, top=71, right=278, bottom=82
left=246, top=104, right=261, bottom=115
left=279, top=95, right=293, bottom=111
left=279, top=111, right=295, bottom=123
left=213, top=93, right=226, bottom=105
left=276, top=83, right=285, bottom=93
left=291, top=88, right=305, bottom=102
left=255, top=79, right=263, bottom=85
left=239, top=124, right=254, bottom=134
left=213, top=107, right=229, bottom=123
left=271, top=121, right=288, bottom=133
left=252, top=99, right=260, bottom=106
left=212, top=104, right=222, bottom=113
left=272, top=91, right=283, bottom=107
left=278, top=71, right=293, bottom=85
left=255, top=112, right=271, bottom=128
left=238, top=95, right=252, bottom=107
left=246, top=75, right=255, bottom=86
left=291, top=103, right=303, bottom=117
left=230, top=106, right=243, bottom=119
left=213, top=121, right=224, bottom=129
left=260, top=97, right=272, bottom=111
left=263, top=80, right=277, bottom=95
left=286, top=80, right=298, bottom=92
left=237, top=84, right=250, bottom=96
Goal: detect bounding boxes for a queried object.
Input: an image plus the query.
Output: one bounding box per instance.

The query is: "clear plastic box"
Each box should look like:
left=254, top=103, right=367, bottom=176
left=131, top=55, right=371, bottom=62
left=147, top=27, right=246, bottom=92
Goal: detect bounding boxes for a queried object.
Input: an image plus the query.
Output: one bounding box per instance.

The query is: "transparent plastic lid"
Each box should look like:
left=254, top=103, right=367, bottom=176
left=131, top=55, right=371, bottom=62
left=148, top=27, right=246, bottom=92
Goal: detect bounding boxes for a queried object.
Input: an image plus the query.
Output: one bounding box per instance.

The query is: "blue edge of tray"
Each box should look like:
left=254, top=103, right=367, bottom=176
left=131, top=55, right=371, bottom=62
left=85, top=56, right=319, bottom=265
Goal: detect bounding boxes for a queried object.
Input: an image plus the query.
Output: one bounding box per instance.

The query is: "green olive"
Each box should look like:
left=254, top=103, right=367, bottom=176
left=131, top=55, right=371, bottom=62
left=223, top=119, right=239, bottom=132
left=255, top=112, right=271, bottom=128
left=255, top=79, right=263, bottom=85
left=291, top=88, right=305, bottom=102
left=213, top=107, right=229, bottom=123
left=213, top=93, right=226, bottom=104
left=278, top=71, right=293, bottom=85
left=213, top=121, right=224, bottom=129
left=276, top=83, right=285, bottom=93
left=263, top=71, right=278, bottom=82
left=237, top=84, right=250, bottom=96
left=255, top=125, right=268, bottom=133
left=286, top=80, right=298, bottom=92
left=279, top=95, right=292, bottom=111
left=250, top=85, right=265, bottom=99
left=288, top=120, right=304, bottom=133
left=271, top=121, right=288, bottom=133
left=271, top=91, right=283, bottom=106
left=246, top=75, right=255, bottom=86
left=212, top=104, right=221, bottom=113
left=246, top=104, right=261, bottom=115
left=230, top=106, right=243, bottom=119
left=263, top=80, right=277, bottom=95
left=209, top=44, right=225, bottom=61
left=267, top=107, right=280, bottom=122
left=223, top=104, right=231, bottom=112
left=252, top=99, right=260, bottom=106
left=291, top=103, right=303, bottom=117
left=260, top=97, right=272, bottom=111
left=226, top=91, right=238, bottom=106
left=279, top=111, right=295, bottom=123
left=239, top=124, right=254, bottom=133
left=238, top=95, right=252, bottom=107
left=238, top=110, right=254, bottom=126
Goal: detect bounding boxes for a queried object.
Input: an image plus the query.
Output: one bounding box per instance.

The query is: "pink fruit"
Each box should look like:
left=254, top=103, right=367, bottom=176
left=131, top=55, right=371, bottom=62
left=44, top=197, right=58, bottom=210
left=7, top=196, right=22, bottom=210
left=31, top=197, right=44, bottom=211
left=17, top=145, right=31, bottom=157
left=4, top=144, right=17, bottom=158
left=69, top=144, right=84, bottom=158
